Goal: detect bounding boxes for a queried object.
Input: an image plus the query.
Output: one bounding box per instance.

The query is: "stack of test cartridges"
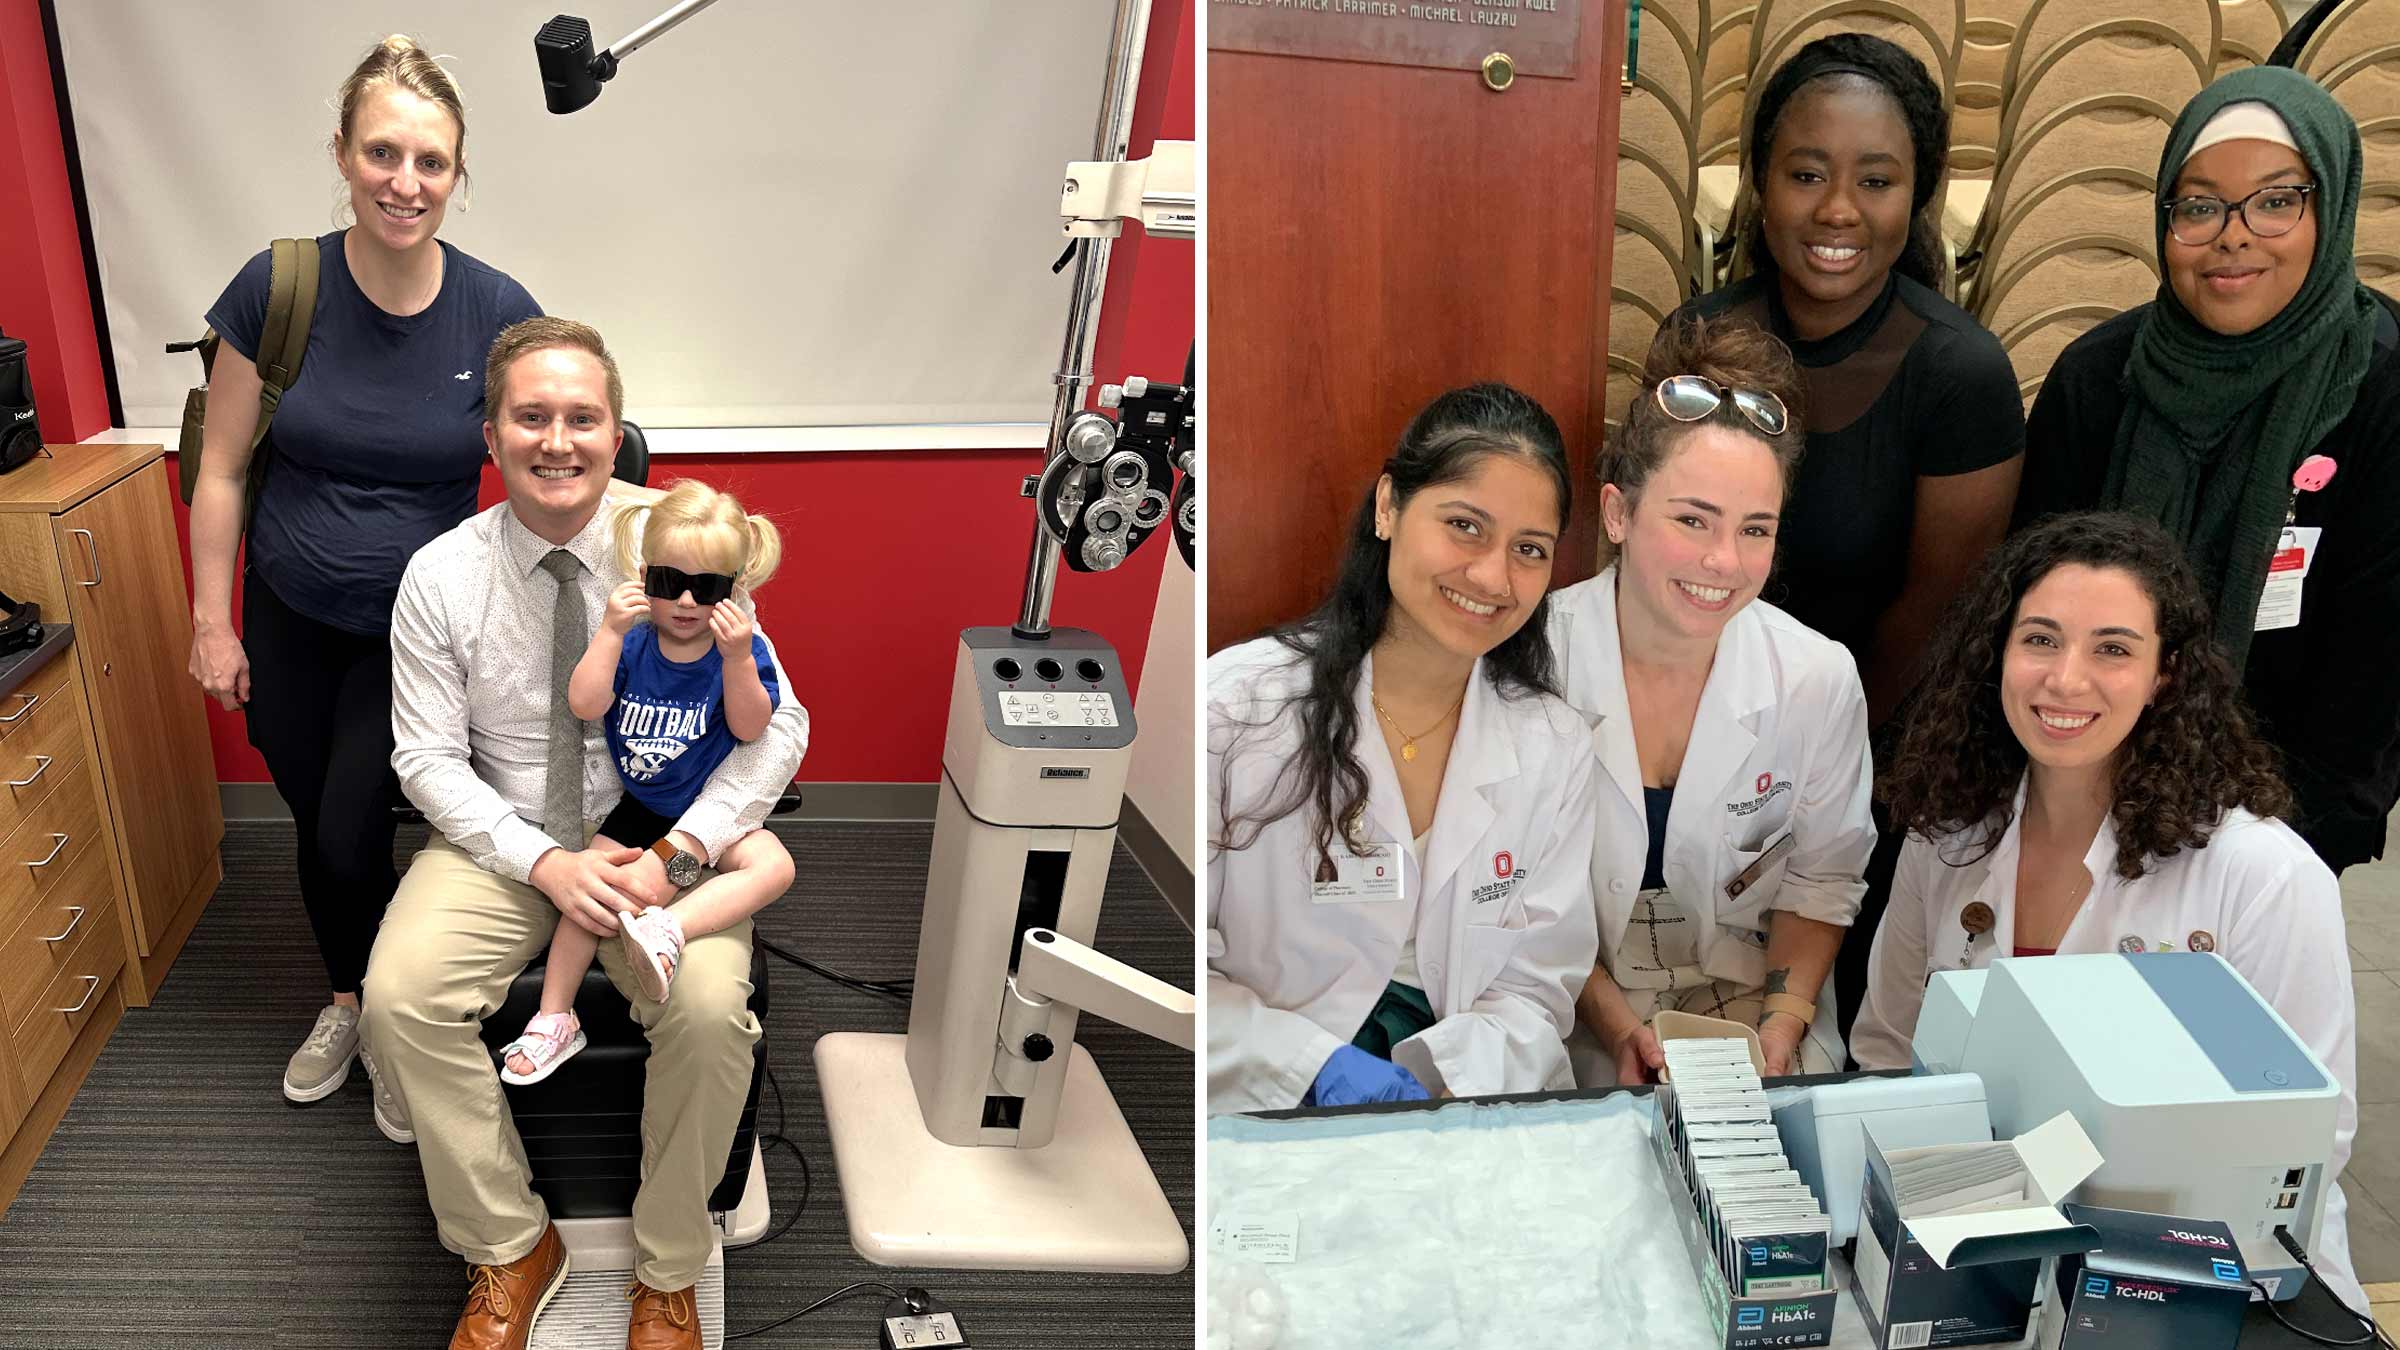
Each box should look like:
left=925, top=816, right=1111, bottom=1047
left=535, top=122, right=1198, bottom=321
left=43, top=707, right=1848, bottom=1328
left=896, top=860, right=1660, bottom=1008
left=1658, top=1038, right=1834, bottom=1299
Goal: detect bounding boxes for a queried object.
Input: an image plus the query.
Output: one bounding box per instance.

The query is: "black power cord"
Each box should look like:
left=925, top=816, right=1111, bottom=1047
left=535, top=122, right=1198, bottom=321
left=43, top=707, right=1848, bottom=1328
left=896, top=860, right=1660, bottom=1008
left=722, top=1054, right=965, bottom=1342
left=727, top=1062, right=810, bottom=1255
left=725, top=1281, right=908, bottom=1342
left=755, top=933, right=913, bottom=1006
left=2249, top=1227, right=2397, bottom=1349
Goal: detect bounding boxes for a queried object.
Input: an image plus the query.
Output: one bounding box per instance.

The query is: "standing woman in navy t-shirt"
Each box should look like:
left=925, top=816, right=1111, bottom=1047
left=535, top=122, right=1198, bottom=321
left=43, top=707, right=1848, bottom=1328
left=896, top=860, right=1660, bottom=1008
left=185, top=36, right=542, bottom=1118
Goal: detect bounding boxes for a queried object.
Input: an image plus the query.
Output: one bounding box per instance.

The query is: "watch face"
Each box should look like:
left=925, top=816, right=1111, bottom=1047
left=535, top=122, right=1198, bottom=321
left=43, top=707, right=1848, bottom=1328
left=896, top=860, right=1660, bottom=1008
left=666, top=853, right=703, bottom=887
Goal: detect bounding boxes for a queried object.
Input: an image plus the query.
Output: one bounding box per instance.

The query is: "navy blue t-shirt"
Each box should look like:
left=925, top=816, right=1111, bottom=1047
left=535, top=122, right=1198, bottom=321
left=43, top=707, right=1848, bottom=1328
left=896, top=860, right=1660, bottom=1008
left=206, top=231, right=541, bottom=634
left=606, top=625, right=782, bottom=817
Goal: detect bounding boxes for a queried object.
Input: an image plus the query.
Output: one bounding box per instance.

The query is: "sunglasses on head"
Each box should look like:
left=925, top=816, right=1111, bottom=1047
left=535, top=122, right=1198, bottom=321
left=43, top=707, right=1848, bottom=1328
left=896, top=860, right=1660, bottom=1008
left=1654, top=374, right=1790, bottom=438
left=643, top=565, right=737, bottom=606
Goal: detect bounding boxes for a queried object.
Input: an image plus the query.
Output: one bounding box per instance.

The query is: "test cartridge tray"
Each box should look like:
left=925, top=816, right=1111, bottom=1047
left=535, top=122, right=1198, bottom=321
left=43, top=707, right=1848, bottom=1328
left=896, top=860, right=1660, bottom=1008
left=1647, top=1101, right=1839, bottom=1349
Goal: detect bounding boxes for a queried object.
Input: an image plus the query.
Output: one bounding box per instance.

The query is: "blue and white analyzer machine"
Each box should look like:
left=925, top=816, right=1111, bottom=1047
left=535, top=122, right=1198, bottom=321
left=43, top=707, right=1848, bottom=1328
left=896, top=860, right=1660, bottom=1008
left=1912, top=953, right=2338, bottom=1302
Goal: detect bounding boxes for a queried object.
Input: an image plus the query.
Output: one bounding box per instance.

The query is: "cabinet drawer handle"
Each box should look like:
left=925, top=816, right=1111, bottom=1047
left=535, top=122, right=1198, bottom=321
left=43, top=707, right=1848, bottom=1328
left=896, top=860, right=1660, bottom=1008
left=70, top=529, right=99, bottom=587
left=55, top=974, right=99, bottom=1015
left=41, top=905, right=83, bottom=943
left=9, top=754, right=53, bottom=787
left=25, top=832, right=68, bottom=871
left=0, top=693, right=41, bottom=724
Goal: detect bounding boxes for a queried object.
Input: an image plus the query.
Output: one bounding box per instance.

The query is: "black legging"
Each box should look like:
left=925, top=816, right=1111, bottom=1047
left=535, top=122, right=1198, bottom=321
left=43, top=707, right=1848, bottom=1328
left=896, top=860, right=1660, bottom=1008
left=240, top=569, right=401, bottom=994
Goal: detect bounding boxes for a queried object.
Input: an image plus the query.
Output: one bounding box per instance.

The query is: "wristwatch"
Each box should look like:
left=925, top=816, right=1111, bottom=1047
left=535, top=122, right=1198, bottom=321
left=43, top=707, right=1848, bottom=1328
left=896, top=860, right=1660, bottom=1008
left=651, top=838, right=703, bottom=889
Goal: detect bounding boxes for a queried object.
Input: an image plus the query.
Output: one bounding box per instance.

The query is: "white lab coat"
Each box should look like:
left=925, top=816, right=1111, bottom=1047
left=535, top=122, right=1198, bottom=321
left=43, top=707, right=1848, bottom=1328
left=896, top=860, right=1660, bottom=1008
left=1206, top=637, right=1601, bottom=1114
left=1547, top=572, right=1877, bottom=1072
left=1852, top=793, right=2362, bottom=1309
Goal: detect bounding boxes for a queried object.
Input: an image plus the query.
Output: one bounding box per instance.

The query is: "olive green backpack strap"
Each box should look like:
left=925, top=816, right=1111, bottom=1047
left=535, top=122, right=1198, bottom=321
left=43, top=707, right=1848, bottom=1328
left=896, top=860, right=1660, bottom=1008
left=250, top=237, right=320, bottom=450
left=174, top=237, right=319, bottom=510
left=226, top=237, right=317, bottom=527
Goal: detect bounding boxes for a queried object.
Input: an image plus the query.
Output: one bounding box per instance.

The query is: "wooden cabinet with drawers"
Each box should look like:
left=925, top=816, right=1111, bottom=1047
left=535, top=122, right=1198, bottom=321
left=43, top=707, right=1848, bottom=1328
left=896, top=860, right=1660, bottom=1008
left=0, top=443, right=221, bottom=1211
left=0, top=638, right=130, bottom=1207
left=0, top=445, right=222, bottom=1001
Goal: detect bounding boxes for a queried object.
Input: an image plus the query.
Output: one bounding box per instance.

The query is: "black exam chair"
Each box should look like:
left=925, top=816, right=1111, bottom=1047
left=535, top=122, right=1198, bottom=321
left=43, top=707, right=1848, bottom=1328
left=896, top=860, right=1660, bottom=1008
left=482, top=941, right=769, bottom=1217
left=612, top=418, right=649, bottom=488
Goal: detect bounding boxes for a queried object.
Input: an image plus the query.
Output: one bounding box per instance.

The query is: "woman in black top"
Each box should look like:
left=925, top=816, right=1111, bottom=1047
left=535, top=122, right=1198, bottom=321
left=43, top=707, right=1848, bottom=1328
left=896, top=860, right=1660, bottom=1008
left=2017, top=67, right=2400, bottom=876
left=1683, top=34, right=2023, bottom=705
left=186, top=37, right=540, bottom=1123
left=1676, top=33, right=2023, bottom=1054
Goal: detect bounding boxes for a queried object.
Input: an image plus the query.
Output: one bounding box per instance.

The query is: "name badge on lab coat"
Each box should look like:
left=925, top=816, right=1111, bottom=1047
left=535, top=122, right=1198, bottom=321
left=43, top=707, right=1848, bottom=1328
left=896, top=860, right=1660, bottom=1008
left=1312, top=843, right=1403, bottom=904
left=2255, top=527, right=2321, bottom=632
left=1724, top=832, right=1795, bottom=901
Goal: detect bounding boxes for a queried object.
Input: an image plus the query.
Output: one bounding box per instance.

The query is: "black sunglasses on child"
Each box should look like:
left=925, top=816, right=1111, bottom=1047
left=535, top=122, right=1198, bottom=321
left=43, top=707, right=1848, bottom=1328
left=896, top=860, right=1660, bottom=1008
left=642, top=565, right=737, bottom=606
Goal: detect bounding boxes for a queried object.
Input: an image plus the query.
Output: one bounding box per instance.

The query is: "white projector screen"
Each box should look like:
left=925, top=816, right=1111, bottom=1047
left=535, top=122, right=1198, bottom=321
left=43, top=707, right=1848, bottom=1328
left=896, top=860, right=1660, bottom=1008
left=56, top=2, right=1123, bottom=434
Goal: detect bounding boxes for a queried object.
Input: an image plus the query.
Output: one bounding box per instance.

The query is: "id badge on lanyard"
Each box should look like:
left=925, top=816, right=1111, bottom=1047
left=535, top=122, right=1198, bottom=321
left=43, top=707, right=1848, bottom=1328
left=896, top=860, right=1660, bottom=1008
left=2255, top=526, right=2321, bottom=632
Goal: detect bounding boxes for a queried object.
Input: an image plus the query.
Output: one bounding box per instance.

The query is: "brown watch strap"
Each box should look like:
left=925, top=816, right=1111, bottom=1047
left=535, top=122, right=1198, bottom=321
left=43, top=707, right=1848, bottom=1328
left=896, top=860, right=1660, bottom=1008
left=651, top=837, right=683, bottom=864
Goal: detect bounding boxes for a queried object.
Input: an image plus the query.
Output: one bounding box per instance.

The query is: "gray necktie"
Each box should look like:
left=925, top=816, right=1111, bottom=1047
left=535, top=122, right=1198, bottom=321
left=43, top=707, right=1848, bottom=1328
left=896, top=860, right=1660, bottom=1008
left=539, top=549, right=587, bottom=840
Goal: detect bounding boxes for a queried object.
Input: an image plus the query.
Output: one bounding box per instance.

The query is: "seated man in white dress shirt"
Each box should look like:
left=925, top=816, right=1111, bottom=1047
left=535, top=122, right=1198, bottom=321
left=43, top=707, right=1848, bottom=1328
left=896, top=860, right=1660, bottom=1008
left=362, top=316, right=808, bottom=1350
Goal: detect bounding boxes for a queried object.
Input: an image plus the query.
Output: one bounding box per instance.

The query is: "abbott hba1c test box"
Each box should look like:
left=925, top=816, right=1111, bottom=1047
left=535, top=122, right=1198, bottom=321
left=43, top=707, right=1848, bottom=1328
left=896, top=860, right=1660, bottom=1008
left=1850, top=1112, right=2104, bottom=1349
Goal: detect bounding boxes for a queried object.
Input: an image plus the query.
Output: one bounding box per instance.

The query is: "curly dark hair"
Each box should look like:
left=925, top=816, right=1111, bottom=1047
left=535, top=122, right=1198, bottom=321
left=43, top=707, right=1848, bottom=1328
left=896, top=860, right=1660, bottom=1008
left=1213, top=383, right=1571, bottom=871
left=1741, top=32, right=1949, bottom=291
left=1882, top=512, right=2293, bottom=881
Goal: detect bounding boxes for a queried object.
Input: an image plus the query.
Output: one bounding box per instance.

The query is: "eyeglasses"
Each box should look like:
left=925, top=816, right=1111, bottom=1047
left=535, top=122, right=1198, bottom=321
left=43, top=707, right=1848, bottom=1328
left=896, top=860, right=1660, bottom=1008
left=1654, top=374, right=1790, bottom=437
left=642, top=564, right=737, bottom=605
left=2160, top=183, right=2316, bottom=246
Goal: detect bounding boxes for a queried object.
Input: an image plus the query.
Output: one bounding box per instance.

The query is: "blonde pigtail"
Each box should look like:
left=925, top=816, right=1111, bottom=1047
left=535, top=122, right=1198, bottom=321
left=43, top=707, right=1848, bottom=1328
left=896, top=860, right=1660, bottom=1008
left=611, top=502, right=652, bottom=581
left=738, top=514, right=783, bottom=592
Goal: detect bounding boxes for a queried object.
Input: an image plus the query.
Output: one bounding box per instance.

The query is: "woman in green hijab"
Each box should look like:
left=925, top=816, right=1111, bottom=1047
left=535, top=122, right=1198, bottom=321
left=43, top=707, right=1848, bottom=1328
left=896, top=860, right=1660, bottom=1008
left=2015, top=66, right=2400, bottom=879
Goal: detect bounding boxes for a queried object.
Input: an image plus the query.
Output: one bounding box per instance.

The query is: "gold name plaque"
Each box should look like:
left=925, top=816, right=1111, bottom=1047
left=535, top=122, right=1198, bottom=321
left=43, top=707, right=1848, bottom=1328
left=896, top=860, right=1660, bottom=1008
left=1210, top=0, right=1585, bottom=80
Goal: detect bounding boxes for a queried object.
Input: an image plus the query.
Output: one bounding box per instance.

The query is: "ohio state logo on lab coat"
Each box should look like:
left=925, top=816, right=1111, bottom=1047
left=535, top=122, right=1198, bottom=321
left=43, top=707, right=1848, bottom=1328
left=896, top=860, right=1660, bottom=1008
left=1494, top=851, right=1514, bottom=879
left=1730, top=772, right=1794, bottom=818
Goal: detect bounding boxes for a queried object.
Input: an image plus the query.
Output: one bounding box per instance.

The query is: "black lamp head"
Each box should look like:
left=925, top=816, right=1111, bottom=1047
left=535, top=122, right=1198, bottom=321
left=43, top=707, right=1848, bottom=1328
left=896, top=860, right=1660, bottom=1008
left=536, top=15, right=616, bottom=114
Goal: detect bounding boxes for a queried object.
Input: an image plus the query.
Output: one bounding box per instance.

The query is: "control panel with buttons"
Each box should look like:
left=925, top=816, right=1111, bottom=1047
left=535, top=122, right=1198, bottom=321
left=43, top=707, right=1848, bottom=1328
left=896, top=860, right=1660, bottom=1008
left=961, top=626, right=1137, bottom=750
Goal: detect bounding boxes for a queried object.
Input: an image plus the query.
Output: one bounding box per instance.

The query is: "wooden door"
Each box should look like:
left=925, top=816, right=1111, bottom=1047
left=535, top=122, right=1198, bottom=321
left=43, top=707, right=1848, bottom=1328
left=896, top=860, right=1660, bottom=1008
left=1207, top=2, right=1631, bottom=653
left=54, top=462, right=221, bottom=953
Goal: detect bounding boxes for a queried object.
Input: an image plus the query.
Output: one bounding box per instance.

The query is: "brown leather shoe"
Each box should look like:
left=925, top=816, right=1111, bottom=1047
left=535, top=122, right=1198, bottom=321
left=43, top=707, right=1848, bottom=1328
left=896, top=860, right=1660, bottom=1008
left=449, top=1223, right=570, bottom=1350
left=624, top=1278, right=700, bottom=1349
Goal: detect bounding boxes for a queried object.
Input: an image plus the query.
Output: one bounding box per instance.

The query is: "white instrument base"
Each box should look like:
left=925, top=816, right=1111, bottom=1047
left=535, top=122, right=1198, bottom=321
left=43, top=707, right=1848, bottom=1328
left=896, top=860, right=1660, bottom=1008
left=815, top=1031, right=1189, bottom=1273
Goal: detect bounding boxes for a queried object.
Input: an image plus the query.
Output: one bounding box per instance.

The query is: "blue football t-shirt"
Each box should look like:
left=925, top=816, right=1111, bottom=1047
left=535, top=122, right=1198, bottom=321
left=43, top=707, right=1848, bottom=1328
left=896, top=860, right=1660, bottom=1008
left=606, top=625, right=782, bottom=817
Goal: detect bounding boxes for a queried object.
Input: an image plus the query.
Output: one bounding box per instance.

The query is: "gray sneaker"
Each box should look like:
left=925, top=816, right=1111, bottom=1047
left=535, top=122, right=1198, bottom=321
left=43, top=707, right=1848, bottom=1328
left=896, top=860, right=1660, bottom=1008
left=282, top=1003, right=359, bottom=1103
left=357, top=1040, right=415, bottom=1145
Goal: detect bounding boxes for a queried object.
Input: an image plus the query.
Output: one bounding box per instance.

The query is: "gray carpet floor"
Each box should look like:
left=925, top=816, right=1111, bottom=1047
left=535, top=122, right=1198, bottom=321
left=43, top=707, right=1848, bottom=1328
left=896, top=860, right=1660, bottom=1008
left=0, top=819, right=1196, bottom=1348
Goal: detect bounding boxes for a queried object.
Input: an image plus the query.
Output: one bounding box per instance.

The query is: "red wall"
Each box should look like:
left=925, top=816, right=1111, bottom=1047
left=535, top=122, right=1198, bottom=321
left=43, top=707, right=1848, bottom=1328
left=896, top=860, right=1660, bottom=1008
left=12, top=0, right=1194, bottom=787
left=0, top=0, right=111, bottom=442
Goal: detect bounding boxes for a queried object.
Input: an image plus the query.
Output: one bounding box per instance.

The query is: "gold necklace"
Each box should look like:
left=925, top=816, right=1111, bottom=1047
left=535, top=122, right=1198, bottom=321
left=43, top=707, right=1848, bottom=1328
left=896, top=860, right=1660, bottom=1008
left=1371, top=690, right=1463, bottom=762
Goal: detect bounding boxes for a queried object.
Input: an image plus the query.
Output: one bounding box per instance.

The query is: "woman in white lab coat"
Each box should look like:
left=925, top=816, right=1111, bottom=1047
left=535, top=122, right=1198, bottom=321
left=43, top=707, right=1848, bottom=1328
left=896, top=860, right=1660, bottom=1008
left=1208, top=383, right=1601, bottom=1115
left=1853, top=510, right=2362, bottom=1311
left=1548, top=317, right=1877, bottom=1084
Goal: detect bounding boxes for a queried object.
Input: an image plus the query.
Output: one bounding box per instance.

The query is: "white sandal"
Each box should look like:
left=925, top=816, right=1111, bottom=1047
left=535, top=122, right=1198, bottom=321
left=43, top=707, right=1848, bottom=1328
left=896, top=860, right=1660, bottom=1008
left=620, top=907, right=686, bottom=1004
left=498, top=1010, right=586, bottom=1085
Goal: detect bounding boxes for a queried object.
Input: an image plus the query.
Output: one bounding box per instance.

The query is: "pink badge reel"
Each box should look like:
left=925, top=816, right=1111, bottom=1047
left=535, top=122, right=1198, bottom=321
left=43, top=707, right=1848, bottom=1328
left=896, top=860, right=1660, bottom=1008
left=2293, top=455, right=2338, bottom=493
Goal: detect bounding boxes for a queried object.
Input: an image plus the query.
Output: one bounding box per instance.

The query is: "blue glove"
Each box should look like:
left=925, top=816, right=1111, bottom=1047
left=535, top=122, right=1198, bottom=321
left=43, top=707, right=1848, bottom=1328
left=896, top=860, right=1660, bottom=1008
left=1304, top=1045, right=1431, bottom=1107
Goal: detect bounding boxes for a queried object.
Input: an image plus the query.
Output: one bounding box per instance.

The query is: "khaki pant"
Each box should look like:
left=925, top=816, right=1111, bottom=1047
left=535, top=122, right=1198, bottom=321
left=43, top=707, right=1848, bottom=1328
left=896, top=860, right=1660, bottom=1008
left=359, top=836, right=761, bottom=1290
